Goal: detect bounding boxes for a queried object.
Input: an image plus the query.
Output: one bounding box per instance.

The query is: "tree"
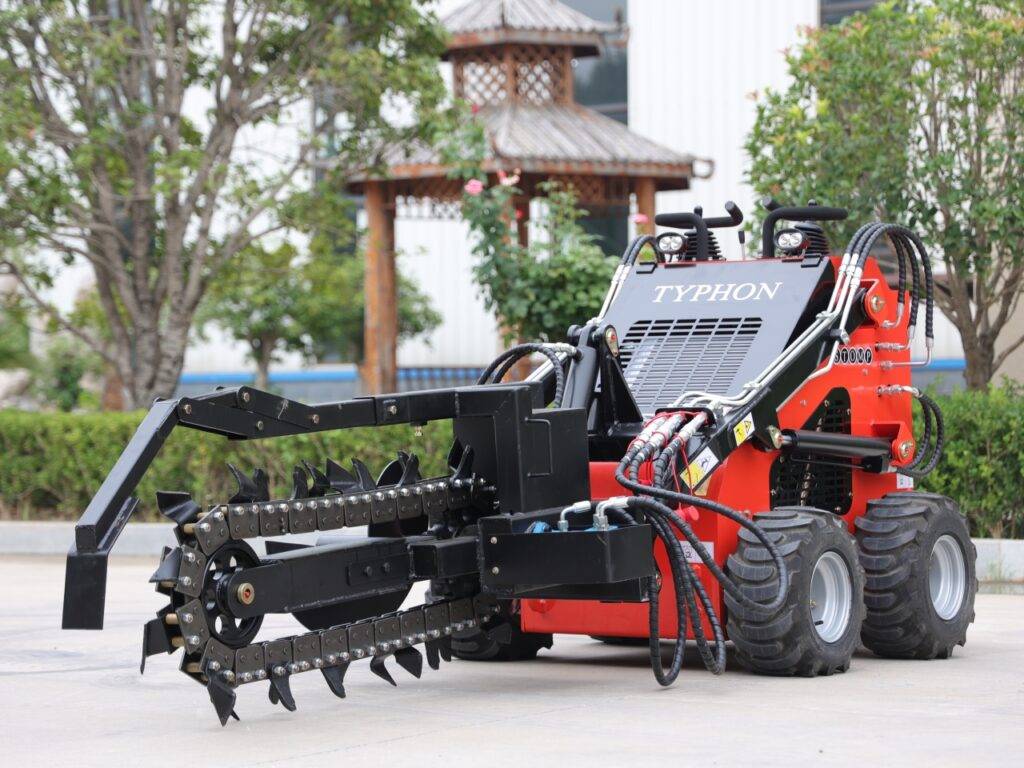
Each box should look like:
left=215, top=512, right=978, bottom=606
left=199, top=240, right=441, bottom=388
left=446, top=117, right=617, bottom=345
left=745, top=0, right=1024, bottom=389
left=0, top=1, right=447, bottom=408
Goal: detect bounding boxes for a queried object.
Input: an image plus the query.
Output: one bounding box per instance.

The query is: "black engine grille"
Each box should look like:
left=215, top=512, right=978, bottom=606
left=618, top=316, right=762, bottom=414
left=770, top=388, right=853, bottom=514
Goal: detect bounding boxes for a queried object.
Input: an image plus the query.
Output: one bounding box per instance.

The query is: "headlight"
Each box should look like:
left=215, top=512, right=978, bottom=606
left=657, top=232, right=686, bottom=255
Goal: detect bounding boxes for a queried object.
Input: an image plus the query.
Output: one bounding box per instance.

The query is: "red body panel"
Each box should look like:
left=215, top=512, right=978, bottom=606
left=521, top=255, right=914, bottom=639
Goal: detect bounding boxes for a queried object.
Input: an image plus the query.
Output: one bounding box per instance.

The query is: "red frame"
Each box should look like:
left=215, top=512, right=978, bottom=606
left=521, top=255, right=914, bottom=639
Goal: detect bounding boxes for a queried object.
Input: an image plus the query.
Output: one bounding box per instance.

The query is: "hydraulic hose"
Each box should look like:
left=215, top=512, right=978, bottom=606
left=478, top=343, right=567, bottom=407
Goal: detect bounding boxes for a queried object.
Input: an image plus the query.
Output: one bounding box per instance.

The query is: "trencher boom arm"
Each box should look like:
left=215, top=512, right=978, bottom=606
left=62, top=381, right=563, bottom=630
left=60, top=360, right=657, bottom=724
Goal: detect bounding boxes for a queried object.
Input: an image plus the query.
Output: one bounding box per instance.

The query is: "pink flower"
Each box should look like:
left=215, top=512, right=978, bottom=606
left=632, top=213, right=650, bottom=224
left=514, top=209, right=524, bottom=220
left=498, top=169, right=520, bottom=187
left=471, top=103, right=480, bottom=115
left=464, top=178, right=484, bottom=196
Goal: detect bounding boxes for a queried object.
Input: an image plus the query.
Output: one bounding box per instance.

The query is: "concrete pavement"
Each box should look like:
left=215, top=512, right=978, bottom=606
left=2, top=555, right=1022, bottom=767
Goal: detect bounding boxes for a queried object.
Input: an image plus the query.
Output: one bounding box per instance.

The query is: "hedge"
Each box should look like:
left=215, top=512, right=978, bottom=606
left=0, top=409, right=452, bottom=521
left=2, top=385, right=1022, bottom=538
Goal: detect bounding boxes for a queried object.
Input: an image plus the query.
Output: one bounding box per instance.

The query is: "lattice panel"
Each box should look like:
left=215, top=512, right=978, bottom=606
left=512, top=45, right=567, bottom=104
left=451, top=51, right=508, bottom=105
left=536, top=175, right=631, bottom=206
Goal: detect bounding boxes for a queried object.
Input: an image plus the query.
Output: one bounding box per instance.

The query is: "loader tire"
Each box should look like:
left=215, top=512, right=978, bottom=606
left=451, top=601, right=553, bottom=661
left=856, top=492, right=977, bottom=659
left=726, top=507, right=865, bottom=676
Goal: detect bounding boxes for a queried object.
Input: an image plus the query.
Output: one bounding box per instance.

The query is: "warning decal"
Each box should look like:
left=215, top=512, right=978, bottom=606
left=683, top=447, right=719, bottom=490
left=733, top=414, right=755, bottom=446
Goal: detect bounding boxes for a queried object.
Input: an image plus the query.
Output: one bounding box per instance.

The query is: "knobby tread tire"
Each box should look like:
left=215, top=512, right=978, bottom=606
left=726, top=507, right=865, bottom=676
left=855, top=492, right=977, bottom=659
left=450, top=601, right=553, bottom=661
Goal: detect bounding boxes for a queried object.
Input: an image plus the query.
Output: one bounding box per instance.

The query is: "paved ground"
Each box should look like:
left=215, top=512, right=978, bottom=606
left=2, top=556, right=1022, bottom=767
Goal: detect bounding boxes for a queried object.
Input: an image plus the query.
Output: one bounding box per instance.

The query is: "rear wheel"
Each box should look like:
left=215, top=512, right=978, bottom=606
left=726, top=507, right=865, bottom=676
left=855, top=492, right=977, bottom=659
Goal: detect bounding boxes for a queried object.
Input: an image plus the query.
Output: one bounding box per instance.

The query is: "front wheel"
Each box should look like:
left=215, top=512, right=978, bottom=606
left=855, top=492, right=977, bottom=659
left=726, top=507, right=865, bottom=676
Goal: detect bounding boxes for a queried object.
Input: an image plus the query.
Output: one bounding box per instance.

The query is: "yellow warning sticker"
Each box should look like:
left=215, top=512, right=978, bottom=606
left=682, top=447, right=719, bottom=490
left=733, top=414, right=755, bottom=446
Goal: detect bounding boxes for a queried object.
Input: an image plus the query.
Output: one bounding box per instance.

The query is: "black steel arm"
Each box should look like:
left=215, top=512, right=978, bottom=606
left=62, top=382, right=544, bottom=630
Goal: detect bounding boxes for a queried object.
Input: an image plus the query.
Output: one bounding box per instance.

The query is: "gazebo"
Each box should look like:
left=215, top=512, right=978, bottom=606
left=349, top=0, right=705, bottom=393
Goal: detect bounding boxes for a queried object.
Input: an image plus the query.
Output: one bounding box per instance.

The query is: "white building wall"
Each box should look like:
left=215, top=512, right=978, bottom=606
left=629, top=0, right=820, bottom=246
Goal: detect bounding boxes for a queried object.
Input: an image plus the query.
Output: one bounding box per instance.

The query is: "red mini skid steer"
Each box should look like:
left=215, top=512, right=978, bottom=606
left=62, top=199, right=977, bottom=724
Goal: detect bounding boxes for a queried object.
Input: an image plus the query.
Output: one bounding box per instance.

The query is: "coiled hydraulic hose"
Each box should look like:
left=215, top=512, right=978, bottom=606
left=898, top=390, right=945, bottom=478
left=477, top=343, right=568, bottom=407
left=603, top=419, right=792, bottom=687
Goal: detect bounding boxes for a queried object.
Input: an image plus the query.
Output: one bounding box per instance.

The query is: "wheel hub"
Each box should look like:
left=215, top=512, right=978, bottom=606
left=810, top=550, right=852, bottom=643
left=929, top=534, right=966, bottom=620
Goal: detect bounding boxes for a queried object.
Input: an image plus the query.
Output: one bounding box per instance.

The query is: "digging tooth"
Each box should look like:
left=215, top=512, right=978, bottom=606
left=155, top=491, right=200, bottom=527
left=438, top=635, right=452, bottom=663
left=393, top=646, right=423, bottom=679
left=268, top=674, right=297, bottom=712
left=377, top=455, right=405, bottom=487
left=227, top=463, right=264, bottom=504
left=398, top=452, right=422, bottom=486
left=207, top=675, right=238, bottom=727
left=290, top=465, right=309, bottom=500
left=321, top=663, right=350, bottom=699
left=325, top=459, right=358, bottom=492
left=424, top=640, right=441, bottom=670
left=140, top=609, right=176, bottom=674
left=369, top=655, right=397, bottom=687
left=251, top=468, right=270, bottom=502
left=351, top=458, right=377, bottom=491
left=148, top=548, right=182, bottom=584
left=303, top=460, right=330, bottom=497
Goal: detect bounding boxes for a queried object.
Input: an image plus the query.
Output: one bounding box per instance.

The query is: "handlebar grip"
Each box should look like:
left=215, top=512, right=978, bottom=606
left=761, top=203, right=849, bottom=257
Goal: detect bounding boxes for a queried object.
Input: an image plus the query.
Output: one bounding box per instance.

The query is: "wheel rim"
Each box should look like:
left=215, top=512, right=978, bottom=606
left=929, top=534, right=966, bottom=620
left=810, top=550, right=853, bottom=643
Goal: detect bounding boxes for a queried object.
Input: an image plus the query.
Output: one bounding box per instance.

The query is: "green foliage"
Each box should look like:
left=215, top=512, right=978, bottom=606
left=0, top=409, right=452, bottom=520
left=0, top=1, right=449, bottom=407
left=31, top=336, right=102, bottom=412
left=746, top=0, right=1024, bottom=388
left=7, top=383, right=1024, bottom=540
left=442, top=114, right=616, bottom=343
left=917, top=380, right=1024, bottom=539
left=198, top=239, right=441, bottom=377
left=0, top=293, right=32, bottom=370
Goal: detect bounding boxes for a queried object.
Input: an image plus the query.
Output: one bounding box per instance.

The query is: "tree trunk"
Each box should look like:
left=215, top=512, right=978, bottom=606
left=115, top=322, right=190, bottom=410
left=962, top=341, right=995, bottom=391
left=254, top=337, right=277, bottom=391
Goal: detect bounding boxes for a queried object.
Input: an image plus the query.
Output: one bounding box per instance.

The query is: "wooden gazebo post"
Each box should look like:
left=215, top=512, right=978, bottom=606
left=350, top=0, right=707, bottom=394
left=635, top=177, right=657, bottom=236
left=362, top=181, right=398, bottom=393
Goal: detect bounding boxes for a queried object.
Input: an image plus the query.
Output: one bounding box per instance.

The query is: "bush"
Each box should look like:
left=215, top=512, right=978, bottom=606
left=3, top=383, right=1023, bottom=539
left=0, top=409, right=452, bottom=520
left=917, top=381, right=1024, bottom=539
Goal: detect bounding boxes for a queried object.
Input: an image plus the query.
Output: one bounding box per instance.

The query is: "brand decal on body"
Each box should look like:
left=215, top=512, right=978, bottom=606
left=652, top=282, right=783, bottom=303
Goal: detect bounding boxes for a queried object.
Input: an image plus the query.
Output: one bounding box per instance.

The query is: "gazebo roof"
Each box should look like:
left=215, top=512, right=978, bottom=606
left=442, top=0, right=615, bottom=58
left=351, top=103, right=695, bottom=190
